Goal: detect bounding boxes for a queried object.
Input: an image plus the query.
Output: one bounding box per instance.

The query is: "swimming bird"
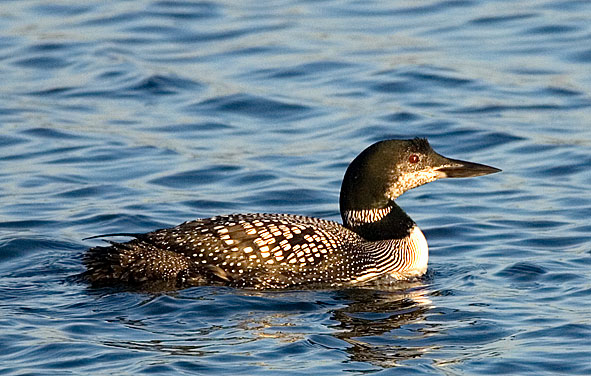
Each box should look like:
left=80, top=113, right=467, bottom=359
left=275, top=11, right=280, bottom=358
left=83, top=138, right=500, bottom=289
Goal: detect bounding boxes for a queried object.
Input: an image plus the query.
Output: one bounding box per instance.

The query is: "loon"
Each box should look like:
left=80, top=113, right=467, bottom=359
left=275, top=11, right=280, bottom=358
left=83, top=138, right=500, bottom=289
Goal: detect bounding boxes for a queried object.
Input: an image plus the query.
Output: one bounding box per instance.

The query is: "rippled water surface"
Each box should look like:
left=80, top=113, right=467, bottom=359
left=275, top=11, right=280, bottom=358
left=2, top=1, right=591, bottom=374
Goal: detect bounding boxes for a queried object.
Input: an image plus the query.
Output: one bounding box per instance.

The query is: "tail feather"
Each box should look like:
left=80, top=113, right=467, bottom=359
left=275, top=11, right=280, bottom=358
left=82, top=239, right=234, bottom=288
left=82, top=233, right=141, bottom=241
left=82, top=239, right=191, bottom=286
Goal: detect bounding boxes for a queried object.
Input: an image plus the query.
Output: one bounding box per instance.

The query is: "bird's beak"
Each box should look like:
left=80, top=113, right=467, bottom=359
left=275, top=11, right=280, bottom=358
left=434, top=157, right=501, bottom=178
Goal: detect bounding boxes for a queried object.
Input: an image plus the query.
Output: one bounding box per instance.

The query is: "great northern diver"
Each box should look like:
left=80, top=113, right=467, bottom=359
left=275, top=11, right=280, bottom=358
left=83, top=138, right=500, bottom=289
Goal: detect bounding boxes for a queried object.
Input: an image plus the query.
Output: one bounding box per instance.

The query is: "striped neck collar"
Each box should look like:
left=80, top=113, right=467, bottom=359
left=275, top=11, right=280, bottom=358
left=342, top=206, right=393, bottom=227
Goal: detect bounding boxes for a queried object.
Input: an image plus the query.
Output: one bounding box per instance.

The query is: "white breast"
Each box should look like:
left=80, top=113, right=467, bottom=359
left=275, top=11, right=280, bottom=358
left=408, top=225, right=429, bottom=274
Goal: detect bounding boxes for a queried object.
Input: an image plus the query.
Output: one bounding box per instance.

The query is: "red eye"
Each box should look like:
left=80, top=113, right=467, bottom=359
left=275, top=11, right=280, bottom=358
left=409, top=154, right=419, bottom=163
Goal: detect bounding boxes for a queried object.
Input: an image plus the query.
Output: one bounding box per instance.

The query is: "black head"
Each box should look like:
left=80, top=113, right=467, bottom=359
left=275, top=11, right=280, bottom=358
left=339, top=138, right=501, bottom=214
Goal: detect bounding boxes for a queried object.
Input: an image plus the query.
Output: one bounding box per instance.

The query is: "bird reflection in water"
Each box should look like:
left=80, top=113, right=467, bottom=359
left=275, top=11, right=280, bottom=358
left=235, top=279, right=432, bottom=369
left=329, top=280, right=432, bottom=368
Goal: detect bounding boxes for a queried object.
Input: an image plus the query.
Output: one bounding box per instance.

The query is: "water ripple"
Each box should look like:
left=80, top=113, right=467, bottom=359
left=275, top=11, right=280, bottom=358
left=496, top=262, right=547, bottom=282
left=189, top=93, right=313, bottom=120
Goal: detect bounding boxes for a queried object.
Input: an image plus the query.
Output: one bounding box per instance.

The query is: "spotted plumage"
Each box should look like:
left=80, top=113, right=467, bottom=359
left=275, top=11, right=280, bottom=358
left=83, top=138, right=500, bottom=289
left=85, top=213, right=378, bottom=288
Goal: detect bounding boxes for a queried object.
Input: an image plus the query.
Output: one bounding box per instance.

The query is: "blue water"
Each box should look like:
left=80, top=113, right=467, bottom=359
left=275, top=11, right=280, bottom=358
left=1, top=0, right=591, bottom=374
